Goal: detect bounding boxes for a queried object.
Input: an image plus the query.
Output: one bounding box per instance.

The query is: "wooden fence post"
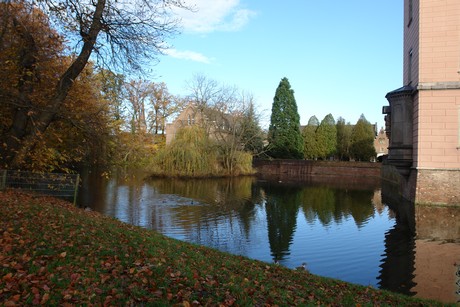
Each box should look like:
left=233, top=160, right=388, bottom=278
left=0, top=170, right=6, bottom=190
left=73, top=174, right=80, bottom=206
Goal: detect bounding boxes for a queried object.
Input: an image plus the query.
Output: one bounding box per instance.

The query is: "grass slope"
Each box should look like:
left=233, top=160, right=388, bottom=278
left=0, top=190, right=445, bottom=306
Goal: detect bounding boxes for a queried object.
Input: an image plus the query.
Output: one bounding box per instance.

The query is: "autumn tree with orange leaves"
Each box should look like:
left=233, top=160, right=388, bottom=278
left=0, top=0, right=186, bottom=171
left=0, top=3, right=112, bottom=171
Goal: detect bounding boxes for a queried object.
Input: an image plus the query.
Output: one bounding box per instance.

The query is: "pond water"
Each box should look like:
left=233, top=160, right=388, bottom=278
left=77, top=171, right=460, bottom=303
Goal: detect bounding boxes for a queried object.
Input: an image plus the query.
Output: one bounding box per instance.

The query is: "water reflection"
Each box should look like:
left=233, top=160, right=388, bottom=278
left=77, top=171, right=460, bottom=303
left=378, top=199, right=416, bottom=296
left=147, top=177, right=263, bottom=255
left=380, top=189, right=460, bottom=303
left=78, top=172, right=392, bottom=284
left=263, top=183, right=300, bottom=261
left=413, top=204, right=460, bottom=303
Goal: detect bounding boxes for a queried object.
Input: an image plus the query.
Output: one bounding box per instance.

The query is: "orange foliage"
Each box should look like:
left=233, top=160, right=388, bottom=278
left=0, top=2, right=113, bottom=172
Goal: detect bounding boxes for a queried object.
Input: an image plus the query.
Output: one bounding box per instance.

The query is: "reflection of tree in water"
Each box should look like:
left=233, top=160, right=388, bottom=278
left=148, top=176, right=381, bottom=266
left=300, top=187, right=335, bottom=226
left=300, top=186, right=376, bottom=228
left=236, top=183, right=265, bottom=238
left=148, top=176, right=263, bottom=249
left=263, top=184, right=300, bottom=262
left=335, top=189, right=375, bottom=228
left=262, top=182, right=379, bottom=261
left=149, top=177, right=258, bottom=208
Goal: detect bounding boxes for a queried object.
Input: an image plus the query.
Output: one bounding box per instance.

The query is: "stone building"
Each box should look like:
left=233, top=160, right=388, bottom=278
left=165, top=103, right=200, bottom=144
left=383, top=0, right=460, bottom=205
left=165, top=103, right=234, bottom=144
left=374, top=128, right=389, bottom=160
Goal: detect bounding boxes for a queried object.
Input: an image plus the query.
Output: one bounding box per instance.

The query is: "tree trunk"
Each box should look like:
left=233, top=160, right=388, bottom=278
left=6, top=0, right=106, bottom=168
left=1, top=15, right=38, bottom=167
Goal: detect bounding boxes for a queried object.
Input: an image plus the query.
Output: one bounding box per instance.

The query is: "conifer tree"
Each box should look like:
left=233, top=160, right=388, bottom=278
left=336, top=117, right=352, bottom=161
left=240, top=101, right=264, bottom=155
left=302, top=116, right=319, bottom=159
left=350, top=114, right=377, bottom=161
left=267, top=77, right=303, bottom=159
left=316, top=114, right=336, bottom=159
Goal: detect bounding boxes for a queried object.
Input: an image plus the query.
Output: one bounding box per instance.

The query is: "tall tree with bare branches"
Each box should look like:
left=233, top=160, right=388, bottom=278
left=0, top=0, right=187, bottom=169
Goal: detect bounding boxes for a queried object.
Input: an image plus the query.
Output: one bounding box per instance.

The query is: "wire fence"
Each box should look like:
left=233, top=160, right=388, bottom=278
left=0, top=170, right=80, bottom=205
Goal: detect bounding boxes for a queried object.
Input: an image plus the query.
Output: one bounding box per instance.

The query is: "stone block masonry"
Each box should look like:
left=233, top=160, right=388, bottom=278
left=253, top=160, right=380, bottom=177
left=414, top=168, right=460, bottom=206
left=253, top=160, right=382, bottom=191
left=382, top=162, right=460, bottom=206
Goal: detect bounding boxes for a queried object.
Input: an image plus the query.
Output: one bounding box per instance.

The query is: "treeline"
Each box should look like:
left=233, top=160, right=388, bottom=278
left=0, top=2, right=378, bottom=176
left=0, top=3, right=263, bottom=175
left=266, top=78, right=377, bottom=162
left=302, top=114, right=377, bottom=161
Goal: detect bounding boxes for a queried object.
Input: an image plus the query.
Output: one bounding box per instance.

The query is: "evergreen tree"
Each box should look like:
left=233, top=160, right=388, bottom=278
left=336, top=117, right=352, bottom=161
left=302, top=116, right=319, bottom=159
left=316, top=114, right=337, bottom=159
left=240, top=101, right=264, bottom=155
left=307, top=116, right=320, bottom=126
left=267, top=78, right=303, bottom=159
left=350, top=114, right=377, bottom=161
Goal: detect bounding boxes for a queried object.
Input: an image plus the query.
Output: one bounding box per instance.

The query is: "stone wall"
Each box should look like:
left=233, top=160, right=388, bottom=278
left=253, top=160, right=381, bottom=184
left=253, top=160, right=380, bottom=177
left=414, top=168, right=460, bottom=206
left=382, top=162, right=460, bottom=206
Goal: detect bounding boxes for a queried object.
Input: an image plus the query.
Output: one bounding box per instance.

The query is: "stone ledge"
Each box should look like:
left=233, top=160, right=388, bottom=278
left=417, top=81, right=460, bottom=90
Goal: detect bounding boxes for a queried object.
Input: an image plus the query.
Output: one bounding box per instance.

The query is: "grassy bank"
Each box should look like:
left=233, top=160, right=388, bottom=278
left=0, top=190, right=444, bottom=306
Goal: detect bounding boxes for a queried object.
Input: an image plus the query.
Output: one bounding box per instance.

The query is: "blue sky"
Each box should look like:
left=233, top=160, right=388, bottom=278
left=153, top=1, right=403, bottom=129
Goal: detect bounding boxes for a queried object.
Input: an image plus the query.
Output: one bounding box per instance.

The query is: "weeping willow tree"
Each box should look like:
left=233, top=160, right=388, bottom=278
left=151, top=126, right=217, bottom=177
left=151, top=125, right=254, bottom=177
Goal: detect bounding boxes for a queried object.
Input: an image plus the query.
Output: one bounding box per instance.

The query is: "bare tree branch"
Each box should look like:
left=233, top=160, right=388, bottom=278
left=1, top=0, right=189, bottom=168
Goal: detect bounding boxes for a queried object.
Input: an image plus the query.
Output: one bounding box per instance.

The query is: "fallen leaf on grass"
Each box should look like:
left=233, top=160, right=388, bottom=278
left=3, top=272, right=13, bottom=281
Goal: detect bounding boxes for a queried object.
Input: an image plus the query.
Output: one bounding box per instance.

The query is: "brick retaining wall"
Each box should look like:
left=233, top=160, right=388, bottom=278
left=414, top=169, right=460, bottom=206
left=381, top=163, right=460, bottom=206
left=253, top=160, right=381, bottom=178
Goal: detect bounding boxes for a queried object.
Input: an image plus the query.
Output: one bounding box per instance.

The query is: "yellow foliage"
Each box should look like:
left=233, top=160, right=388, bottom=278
left=150, top=126, right=254, bottom=177
left=0, top=3, right=118, bottom=172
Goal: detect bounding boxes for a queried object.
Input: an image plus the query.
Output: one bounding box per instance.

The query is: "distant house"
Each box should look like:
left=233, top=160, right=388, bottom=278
left=165, top=103, right=234, bottom=144
left=374, top=128, right=389, bottom=159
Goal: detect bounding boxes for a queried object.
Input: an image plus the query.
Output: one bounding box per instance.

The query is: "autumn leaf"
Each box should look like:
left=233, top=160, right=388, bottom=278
left=3, top=272, right=13, bottom=281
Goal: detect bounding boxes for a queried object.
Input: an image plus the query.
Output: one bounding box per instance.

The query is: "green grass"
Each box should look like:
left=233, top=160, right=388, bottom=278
left=0, top=190, right=450, bottom=306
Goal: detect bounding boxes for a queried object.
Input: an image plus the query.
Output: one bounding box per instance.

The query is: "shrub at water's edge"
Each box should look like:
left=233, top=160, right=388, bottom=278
left=0, top=190, right=444, bottom=306
left=148, top=126, right=255, bottom=177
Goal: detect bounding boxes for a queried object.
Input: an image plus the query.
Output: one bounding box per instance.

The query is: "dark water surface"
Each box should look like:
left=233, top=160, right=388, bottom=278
left=77, top=171, right=460, bottom=302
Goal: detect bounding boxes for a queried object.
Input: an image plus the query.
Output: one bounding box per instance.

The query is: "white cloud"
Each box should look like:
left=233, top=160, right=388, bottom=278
left=173, top=0, right=257, bottom=33
left=164, top=49, right=212, bottom=64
